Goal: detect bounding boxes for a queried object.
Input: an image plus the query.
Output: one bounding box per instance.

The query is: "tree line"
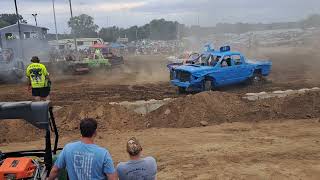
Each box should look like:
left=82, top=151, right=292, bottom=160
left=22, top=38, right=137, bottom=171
left=52, top=13, right=320, bottom=41
left=1, top=13, right=320, bottom=42
left=0, top=14, right=26, bottom=28
left=66, top=14, right=185, bottom=42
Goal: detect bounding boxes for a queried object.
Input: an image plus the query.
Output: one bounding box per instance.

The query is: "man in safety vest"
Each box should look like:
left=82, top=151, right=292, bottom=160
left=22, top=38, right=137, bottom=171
left=26, top=56, right=51, bottom=101
left=94, top=48, right=103, bottom=59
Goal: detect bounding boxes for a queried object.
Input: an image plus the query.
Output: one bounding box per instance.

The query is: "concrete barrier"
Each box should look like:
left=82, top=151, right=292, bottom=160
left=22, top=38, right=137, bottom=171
left=111, top=87, right=320, bottom=113
left=243, top=87, right=320, bottom=101
left=110, top=98, right=174, bottom=115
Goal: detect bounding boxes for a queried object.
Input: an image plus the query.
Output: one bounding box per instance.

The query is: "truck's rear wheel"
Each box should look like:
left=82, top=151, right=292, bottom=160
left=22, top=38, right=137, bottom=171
left=250, top=72, right=264, bottom=85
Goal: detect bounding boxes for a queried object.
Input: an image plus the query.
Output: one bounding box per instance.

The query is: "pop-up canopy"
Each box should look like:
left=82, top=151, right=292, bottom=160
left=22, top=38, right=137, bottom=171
left=90, top=43, right=107, bottom=49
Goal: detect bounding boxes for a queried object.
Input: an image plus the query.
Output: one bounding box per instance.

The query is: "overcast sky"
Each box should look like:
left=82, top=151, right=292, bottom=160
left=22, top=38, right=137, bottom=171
left=1, top=0, right=320, bottom=33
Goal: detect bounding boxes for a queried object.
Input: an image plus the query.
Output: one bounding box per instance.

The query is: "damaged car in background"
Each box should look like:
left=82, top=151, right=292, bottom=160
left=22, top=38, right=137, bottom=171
left=0, top=48, right=25, bottom=83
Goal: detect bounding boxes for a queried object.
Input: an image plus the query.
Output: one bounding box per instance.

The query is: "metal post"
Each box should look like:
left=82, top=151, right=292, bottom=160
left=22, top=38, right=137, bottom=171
left=52, top=0, right=59, bottom=42
left=135, top=27, right=138, bottom=41
left=197, top=16, right=200, bottom=26
left=14, top=0, right=24, bottom=60
left=176, top=23, right=179, bottom=40
left=68, top=0, right=77, bottom=51
left=32, top=13, right=38, bottom=26
left=68, top=0, right=73, bottom=17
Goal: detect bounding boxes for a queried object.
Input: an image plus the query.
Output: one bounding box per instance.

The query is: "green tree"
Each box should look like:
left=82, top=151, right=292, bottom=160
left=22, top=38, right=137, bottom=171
left=97, top=18, right=187, bottom=42
left=138, top=24, right=150, bottom=40
left=149, top=19, right=179, bottom=40
left=0, top=13, right=26, bottom=28
left=99, top=26, right=120, bottom=42
left=68, top=14, right=99, bottom=38
left=101, top=19, right=185, bottom=42
left=0, top=20, right=10, bottom=28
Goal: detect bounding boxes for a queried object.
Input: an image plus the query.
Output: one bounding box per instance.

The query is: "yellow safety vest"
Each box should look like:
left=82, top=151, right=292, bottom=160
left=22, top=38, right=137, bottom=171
left=26, top=63, right=49, bottom=88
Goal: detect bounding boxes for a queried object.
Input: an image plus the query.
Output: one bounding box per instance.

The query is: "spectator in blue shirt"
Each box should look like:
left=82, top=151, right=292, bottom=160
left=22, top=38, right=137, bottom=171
left=48, top=118, right=117, bottom=180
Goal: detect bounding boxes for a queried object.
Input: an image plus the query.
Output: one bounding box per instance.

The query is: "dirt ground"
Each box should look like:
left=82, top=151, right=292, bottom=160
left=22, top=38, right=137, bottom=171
left=1, top=46, right=320, bottom=179
left=1, top=120, right=320, bottom=180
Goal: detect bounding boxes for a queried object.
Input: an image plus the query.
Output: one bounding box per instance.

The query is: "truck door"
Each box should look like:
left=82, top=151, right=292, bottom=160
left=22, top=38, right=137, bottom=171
left=232, top=55, right=251, bottom=82
left=218, top=56, right=238, bottom=85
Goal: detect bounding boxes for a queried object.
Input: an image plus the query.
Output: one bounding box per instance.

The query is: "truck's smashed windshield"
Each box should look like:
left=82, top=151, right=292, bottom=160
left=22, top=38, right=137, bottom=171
left=200, top=54, right=221, bottom=66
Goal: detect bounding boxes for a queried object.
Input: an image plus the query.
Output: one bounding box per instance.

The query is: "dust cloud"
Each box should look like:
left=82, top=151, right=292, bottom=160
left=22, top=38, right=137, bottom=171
left=246, top=45, right=320, bottom=85
left=57, top=55, right=170, bottom=85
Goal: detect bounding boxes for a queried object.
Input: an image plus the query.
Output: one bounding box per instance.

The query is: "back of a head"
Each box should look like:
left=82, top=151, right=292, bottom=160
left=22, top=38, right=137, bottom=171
left=31, top=56, right=40, bottom=63
left=80, top=118, right=97, bottom=138
left=127, top=137, right=143, bottom=156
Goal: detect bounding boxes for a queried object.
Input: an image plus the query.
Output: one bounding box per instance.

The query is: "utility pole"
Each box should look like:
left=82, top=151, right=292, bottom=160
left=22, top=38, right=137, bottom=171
left=52, top=0, right=59, bottom=42
left=68, top=0, right=77, bottom=51
left=135, top=27, right=138, bottom=41
left=14, top=0, right=24, bottom=60
left=32, top=13, right=38, bottom=26
left=176, top=23, right=180, bottom=40
left=197, top=16, right=200, bottom=26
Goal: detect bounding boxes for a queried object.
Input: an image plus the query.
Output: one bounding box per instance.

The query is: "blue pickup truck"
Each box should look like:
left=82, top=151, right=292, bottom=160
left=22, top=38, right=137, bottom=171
left=170, top=46, right=272, bottom=93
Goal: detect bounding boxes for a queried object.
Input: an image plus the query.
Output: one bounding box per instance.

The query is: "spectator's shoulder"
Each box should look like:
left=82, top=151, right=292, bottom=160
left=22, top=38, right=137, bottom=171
left=116, top=161, right=127, bottom=170
left=94, top=145, right=110, bottom=154
left=144, top=156, right=156, bottom=162
left=64, top=141, right=81, bottom=149
left=144, top=156, right=157, bottom=167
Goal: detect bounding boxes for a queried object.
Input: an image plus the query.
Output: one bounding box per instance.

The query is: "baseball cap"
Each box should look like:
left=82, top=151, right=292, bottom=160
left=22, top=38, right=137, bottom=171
left=126, top=137, right=142, bottom=156
left=31, top=56, right=40, bottom=62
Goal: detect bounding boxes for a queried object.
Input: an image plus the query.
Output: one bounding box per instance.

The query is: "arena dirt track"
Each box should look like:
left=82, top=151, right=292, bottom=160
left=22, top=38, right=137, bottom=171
left=1, top=47, right=319, bottom=103
left=0, top=50, right=319, bottom=141
left=1, top=48, right=320, bottom=179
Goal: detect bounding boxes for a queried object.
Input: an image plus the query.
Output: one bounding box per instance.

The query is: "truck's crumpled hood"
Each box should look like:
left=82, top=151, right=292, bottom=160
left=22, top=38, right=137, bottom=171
left=176, top=64, right=212, bottom=72
left=175, top=64, right=215, bottom=77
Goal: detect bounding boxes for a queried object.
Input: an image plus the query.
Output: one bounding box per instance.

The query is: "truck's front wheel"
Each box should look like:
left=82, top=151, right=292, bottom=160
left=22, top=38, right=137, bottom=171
left=177, top=87, right=186, bottom=94
left=203, top=80, right=213, bottom=91
left=170, top=71, right=174, bottom=80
